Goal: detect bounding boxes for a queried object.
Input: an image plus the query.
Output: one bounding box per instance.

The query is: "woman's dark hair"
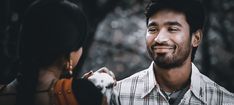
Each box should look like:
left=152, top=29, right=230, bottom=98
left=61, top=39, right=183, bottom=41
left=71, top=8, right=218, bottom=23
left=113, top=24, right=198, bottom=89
left=145, top=0, right=206, bottom=61
left=16, top=0, right=88, bottom=104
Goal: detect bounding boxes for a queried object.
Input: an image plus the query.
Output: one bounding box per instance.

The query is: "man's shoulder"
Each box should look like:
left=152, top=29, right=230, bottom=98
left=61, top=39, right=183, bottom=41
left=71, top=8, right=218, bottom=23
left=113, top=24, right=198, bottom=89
left=114, top=69, right=149, bottom=91
left=199, top=73, right=234, bottom=98
left=117, top=69, right=148, bottom=84
left=113, top=69, right=149, bottom=97
left=192, top=64, right=233, bottom=97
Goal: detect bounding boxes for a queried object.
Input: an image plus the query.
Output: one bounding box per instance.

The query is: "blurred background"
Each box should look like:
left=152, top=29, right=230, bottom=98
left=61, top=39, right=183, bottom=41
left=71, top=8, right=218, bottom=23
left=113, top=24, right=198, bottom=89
left=0, top=0, right=234, bottom=92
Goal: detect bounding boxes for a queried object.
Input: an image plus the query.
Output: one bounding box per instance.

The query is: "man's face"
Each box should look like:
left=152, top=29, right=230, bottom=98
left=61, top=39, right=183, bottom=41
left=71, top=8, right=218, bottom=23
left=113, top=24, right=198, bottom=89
left=146, top=10, right=192, bottom=69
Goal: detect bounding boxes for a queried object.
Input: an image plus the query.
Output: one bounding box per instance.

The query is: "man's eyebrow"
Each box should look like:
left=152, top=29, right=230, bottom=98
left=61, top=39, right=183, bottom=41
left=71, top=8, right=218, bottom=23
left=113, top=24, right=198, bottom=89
left=147, top=22, right=158, bottom=27
left=165, top=21, right=182, bottom=27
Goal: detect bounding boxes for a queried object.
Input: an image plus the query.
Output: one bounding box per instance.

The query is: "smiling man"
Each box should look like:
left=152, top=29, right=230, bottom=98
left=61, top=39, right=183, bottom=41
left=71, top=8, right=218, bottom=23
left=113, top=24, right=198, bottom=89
left=111, top=0, right=234, bottom=105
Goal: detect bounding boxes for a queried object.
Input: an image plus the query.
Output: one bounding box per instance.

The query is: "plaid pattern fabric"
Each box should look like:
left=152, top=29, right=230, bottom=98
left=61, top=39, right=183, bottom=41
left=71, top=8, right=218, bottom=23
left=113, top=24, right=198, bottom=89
left=112, top=62, right=234, bottom=105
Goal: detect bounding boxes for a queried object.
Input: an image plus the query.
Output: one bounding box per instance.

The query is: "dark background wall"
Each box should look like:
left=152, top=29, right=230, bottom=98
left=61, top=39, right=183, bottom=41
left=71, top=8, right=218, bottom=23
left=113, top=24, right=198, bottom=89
left=1, top=0, right=234, bottom=92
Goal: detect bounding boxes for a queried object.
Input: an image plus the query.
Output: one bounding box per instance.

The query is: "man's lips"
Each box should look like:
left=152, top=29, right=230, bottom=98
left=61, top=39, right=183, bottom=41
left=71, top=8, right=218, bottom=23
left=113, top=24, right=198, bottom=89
left=152, top=46, right=175, bottom=53
left=153, top=46, right=174, bottom=49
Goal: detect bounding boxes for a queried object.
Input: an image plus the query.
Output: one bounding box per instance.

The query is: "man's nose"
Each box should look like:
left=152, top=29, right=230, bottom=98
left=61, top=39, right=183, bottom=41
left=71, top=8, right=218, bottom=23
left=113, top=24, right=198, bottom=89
left=154, top=29, right=168, bottom=44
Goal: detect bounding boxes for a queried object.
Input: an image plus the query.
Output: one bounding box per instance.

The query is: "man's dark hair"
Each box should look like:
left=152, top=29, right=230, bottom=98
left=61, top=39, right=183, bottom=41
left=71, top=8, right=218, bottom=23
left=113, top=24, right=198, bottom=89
left=145, top=0, right=206, bottom=61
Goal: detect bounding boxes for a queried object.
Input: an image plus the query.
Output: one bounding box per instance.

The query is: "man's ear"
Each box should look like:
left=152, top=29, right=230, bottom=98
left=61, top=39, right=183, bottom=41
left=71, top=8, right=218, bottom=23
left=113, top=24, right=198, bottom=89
left=192, top=29, right=203, bottom=47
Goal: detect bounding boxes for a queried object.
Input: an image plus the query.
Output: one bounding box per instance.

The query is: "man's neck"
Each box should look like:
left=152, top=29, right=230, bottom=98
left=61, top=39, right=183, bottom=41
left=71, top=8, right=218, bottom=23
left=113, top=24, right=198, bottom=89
left=154, top=61, right=192, bottom=92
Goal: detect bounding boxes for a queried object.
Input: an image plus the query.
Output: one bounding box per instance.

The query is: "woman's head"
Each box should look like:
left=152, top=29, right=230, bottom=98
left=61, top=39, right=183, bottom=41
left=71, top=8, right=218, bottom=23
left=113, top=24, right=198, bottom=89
left=20, top=0, right=88, bottom=69
left=17, top=0, right=88, bottom=104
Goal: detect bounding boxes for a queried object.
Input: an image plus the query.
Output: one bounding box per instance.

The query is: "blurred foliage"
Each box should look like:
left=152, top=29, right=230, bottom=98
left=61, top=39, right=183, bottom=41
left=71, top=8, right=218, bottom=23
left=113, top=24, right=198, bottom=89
left=81, top=0, right=234, bottom=93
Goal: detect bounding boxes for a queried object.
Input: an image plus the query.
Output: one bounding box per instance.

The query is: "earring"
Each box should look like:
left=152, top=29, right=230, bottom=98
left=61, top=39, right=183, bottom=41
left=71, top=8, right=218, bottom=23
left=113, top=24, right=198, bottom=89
left=66, top=60, right=73, bottom=76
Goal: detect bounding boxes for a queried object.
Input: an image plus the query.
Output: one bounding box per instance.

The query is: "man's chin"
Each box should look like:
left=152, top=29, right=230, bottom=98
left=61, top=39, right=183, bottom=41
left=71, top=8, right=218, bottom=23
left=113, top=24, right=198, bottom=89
left=155, top=61, right=177, bottom=69
left=153, top=57, right=182, bottom=69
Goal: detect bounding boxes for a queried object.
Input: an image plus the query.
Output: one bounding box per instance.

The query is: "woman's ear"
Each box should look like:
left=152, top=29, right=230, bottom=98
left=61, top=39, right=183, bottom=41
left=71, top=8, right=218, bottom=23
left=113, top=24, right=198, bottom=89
left=70, top=47, right=83, bottom=67
left=192, top=30, right=203, bottom=47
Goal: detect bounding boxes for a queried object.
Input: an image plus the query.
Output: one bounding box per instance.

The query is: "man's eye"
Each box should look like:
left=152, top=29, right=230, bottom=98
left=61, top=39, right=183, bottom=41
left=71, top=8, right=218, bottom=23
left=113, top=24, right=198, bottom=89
left=148, top=27, right=158, bottom=33
left=168, top=27, right=179, bottom=32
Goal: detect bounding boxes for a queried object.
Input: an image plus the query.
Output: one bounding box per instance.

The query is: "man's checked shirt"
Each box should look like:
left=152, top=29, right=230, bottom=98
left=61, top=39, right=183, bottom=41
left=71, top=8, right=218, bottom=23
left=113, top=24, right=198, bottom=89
left=113, top=62, right=234, bottom=105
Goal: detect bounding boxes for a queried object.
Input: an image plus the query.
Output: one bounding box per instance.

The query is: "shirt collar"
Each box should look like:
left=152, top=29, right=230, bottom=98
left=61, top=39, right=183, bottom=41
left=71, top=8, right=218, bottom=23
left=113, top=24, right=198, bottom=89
left=140, top=62, right=207, bottom=104
left=190, top=63, right=207, bottom=104
left=141, top=62, right=158, bottom=98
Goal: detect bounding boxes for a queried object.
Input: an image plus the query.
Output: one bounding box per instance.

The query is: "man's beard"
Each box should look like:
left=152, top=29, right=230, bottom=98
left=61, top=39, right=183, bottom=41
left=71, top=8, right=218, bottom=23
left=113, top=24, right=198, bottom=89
left=148, top=45, right=191, bottom=69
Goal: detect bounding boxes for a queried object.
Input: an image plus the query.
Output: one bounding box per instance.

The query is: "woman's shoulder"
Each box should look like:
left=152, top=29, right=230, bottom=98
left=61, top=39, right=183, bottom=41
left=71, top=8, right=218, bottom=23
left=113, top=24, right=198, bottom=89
left=0, top=79, right=17, bottom=94
left=0, top=79, right=17, bottom=105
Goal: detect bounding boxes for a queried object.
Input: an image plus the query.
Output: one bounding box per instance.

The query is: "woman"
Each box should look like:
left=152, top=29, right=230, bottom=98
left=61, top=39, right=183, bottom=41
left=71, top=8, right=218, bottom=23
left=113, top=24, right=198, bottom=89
left=0, top=0, right=104, bottom=105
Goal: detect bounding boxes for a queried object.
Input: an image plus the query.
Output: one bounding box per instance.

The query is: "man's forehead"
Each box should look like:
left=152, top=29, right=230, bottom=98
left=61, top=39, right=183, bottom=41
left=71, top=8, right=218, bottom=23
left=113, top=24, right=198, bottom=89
left=148, top=9, right=187, bottom=26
